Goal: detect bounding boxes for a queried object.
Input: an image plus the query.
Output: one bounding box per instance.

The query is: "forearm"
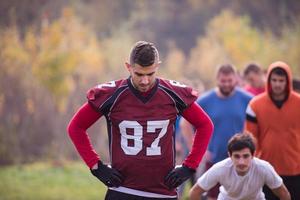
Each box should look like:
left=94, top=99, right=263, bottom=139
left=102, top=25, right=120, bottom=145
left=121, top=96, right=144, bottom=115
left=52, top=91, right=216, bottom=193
left=272, top=185, right=291, bottom=200
left=189, top=184, right=206, bottom=200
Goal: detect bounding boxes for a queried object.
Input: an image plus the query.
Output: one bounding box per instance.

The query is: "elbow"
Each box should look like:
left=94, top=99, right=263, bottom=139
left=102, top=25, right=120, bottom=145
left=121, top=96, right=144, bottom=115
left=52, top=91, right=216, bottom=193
left=189, top=185, right=204, bottom=200
left=67, top=120, right=76, bottom=139
left=189, top=190, right=197, bottom=200
left=284, top=191, right=291, bottom=200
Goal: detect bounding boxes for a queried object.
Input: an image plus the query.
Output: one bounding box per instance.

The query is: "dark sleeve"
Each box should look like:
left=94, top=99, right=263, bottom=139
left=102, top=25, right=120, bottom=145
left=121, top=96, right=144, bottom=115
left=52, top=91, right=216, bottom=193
left=67, top=102, right=102, bottom=168
left=182, top=102, right=214, bottom=169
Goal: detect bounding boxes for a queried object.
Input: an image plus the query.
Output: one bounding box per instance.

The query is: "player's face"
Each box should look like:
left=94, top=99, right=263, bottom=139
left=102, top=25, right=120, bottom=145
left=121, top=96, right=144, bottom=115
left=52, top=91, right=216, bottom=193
left=230, top=148, right=253, bottom=176
left=217, top=73, right=237, bottom=96
left=270, top=73, right=287, bottom=100
left=126, top=62, right=159, bottom=92
left=245, top=71, right=263, bottom=88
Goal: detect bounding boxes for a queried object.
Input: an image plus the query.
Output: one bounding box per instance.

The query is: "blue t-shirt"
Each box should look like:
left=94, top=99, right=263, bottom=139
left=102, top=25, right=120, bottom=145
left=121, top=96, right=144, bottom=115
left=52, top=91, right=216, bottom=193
left=197, top=87, right=252, bottom=163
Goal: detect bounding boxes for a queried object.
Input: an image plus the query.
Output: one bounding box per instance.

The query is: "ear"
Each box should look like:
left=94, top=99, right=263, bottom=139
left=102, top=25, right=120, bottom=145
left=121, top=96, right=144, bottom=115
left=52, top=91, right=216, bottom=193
left=125, top=62, right=131, bottom=72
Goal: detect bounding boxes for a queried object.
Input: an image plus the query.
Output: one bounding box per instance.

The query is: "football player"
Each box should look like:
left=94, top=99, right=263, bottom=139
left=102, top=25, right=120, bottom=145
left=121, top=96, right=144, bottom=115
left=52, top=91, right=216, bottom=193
left=68, top=41, right=213, bottom=200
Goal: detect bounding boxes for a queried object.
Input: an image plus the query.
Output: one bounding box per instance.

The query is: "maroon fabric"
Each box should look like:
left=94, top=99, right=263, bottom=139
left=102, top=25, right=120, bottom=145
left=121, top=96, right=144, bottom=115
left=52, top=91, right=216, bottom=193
left=67, top=78, right=213, bottom=196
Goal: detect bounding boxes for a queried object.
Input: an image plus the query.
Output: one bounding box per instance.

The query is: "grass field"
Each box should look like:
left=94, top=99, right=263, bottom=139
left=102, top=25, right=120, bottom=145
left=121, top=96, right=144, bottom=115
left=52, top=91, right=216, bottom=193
left=0, top=161, right=106, bottom=200
left=0, top=161, right=190, bottom=200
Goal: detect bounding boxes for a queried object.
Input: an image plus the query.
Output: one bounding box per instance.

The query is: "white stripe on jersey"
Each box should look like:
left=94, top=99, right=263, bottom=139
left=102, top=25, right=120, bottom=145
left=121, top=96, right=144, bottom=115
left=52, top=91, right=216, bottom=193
left=110, top=186, right=177, bottom=198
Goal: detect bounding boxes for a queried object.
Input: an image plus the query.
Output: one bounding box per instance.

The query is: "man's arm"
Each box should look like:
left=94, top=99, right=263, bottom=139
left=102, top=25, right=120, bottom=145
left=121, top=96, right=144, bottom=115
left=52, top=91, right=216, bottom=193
left=245, top=104, right=258, bottom=138
left=182, top=102, right=214, bottom=169
left=164, top=102, right=213, bottom=189
left=271, top=184, right=291, bottom=200
left=67, top=103, right=124, bottom=187
left=189, top=183, right=207, bottom=200
left=67, top=102, right=102, bottom=168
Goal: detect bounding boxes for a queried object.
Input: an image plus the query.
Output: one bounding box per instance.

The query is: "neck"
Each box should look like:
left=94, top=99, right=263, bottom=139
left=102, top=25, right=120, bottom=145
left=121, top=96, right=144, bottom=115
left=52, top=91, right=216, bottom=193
left=271, top=93, right=287, bottom=101
left=237, top=170, right=248, bottom=176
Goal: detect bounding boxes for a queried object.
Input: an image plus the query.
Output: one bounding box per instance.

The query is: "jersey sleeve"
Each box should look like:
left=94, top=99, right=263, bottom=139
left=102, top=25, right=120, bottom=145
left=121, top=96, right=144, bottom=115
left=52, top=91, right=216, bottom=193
left=86, top=80, right=124, bottom=114
left=159, top=79, right=198, bottom=113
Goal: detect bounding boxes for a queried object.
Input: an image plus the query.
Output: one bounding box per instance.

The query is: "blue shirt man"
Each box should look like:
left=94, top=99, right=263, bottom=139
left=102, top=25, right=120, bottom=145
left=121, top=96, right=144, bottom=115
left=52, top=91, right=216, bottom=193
left=180, top=64, right=252, bottom=199
left=198, top=87, right=251, bottom=163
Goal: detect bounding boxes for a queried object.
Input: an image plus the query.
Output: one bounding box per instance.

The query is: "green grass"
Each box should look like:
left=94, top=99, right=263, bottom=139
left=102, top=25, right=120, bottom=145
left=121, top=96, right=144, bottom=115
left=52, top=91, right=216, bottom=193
left=0, top=161, right=192, bottom=200
left=0, top=161, right=106, bottom=200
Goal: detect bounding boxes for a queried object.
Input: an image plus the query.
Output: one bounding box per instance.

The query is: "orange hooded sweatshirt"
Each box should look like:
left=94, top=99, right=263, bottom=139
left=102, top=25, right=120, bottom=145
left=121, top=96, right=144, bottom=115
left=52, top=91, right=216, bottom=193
left=245, top=61, right=300, bottom=176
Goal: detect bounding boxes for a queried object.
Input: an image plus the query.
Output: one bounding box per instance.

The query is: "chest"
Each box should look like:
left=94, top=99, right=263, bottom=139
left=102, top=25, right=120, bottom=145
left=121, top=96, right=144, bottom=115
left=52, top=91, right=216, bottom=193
left=220, top=169, right=264, bottom=199
left=107, top=90, right=178, bottom=124
left=203, top=97, right=248, bottom=124
left=255, top=100, right=300, bottom=130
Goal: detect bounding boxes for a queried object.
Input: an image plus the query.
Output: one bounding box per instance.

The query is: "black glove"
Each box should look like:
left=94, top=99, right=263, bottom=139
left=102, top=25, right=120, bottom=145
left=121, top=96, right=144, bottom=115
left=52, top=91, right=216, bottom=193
left=164, top=165, right=195, bottom=189
left=91, top=160, right=124, bottom=187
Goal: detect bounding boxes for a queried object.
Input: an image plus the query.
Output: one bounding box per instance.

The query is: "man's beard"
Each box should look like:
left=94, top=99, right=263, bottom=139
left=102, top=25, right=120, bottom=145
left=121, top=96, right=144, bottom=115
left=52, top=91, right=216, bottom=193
left=219, top=87, right=234, bottom=96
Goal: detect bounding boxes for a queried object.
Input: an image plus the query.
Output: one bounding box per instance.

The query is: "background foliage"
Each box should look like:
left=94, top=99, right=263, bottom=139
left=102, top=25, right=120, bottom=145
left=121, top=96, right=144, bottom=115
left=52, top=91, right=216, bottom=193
left=0, top=0, right=299, bottom=167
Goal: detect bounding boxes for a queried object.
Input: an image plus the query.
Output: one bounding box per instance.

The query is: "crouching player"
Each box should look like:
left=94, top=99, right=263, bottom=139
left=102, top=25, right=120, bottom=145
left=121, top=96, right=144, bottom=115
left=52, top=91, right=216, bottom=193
left=189, top=133, right=291, bottom=200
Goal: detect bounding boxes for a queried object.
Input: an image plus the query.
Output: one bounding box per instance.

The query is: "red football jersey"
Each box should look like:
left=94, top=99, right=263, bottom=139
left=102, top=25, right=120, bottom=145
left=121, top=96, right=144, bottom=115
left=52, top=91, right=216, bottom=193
left=87, top=78, right=197, bottom=196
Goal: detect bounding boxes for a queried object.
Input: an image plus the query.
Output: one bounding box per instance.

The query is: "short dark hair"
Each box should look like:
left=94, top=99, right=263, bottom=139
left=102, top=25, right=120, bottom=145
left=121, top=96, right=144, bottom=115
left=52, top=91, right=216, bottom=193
left=243, top=63, right=262, bottom=76
left=227, top=133, right=256, bottom=156
left=129, top=41, right=160, bottom=67
left=271, top=67, right=287, bottom=77
left=216, top=64, right=236, bottom=76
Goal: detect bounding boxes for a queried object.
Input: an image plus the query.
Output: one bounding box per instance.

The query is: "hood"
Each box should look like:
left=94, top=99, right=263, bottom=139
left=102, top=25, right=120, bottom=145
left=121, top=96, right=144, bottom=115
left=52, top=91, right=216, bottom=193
left=266, top=61, right=293, bottom=97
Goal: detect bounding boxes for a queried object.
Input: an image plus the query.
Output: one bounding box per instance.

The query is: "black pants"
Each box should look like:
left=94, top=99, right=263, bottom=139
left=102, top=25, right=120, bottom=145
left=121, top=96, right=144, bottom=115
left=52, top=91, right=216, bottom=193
left=105, top=189, right=177, bottom=200
left=263, top=174, right=300, bottom=200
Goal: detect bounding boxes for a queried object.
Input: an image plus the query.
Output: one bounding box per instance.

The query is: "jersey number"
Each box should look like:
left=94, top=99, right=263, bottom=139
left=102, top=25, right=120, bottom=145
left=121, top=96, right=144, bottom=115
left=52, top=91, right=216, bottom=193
left=119, top=120, right=170, bottom=156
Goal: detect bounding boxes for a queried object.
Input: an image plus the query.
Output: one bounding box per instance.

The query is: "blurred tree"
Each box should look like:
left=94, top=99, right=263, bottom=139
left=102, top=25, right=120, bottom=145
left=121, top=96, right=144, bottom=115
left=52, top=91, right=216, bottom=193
left=1, top=0, right=300, bottom=165
left=100, top=28, right=135, bottom=80
left=1, top=0, right=299, bottom=57
left=187, top=10, right=300, bottom=89
left=230, top=0, right=300, bottom=35
left=31, top=7, right=105, bottom=112
left=160, top=41, right=186, bottom=80
left=0, top=8, right=108, bottom=165
left=0, top=25, right=55, bottom=165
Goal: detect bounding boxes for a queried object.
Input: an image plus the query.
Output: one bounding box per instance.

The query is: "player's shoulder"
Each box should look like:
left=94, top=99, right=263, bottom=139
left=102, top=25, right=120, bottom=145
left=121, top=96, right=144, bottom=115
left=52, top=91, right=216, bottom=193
left=209, top=158, right=232, bottom=175
left=249, top=92, right=268, bottom=107
left=158, top=78, right=198, bottom=97
left=197, top=89, right=215, bottom=103
left=290, top=91, right=300, bottom=102
left=215, top=158, right=232, bottom=168
left=236, top=87, right=253, bottom=99
left=159, top=78, right=191, bottom=90
left=199, top=89, right=215, bottom=99
left=86, top=79, right=128, bottom=101
left=252, top=157, right=274, bottom=173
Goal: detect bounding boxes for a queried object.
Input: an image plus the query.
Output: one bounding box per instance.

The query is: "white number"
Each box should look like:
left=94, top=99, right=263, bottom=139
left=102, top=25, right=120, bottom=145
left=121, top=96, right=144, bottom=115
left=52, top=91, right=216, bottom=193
left=119, top=120, right=170, bottom=156
left=119, top=121, right=143, bottom=155
left=169, top=80, right=186, bottom=88
left=96, top=81, right=116, bottom=88
left=146, top=120, right=169, bottom=155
